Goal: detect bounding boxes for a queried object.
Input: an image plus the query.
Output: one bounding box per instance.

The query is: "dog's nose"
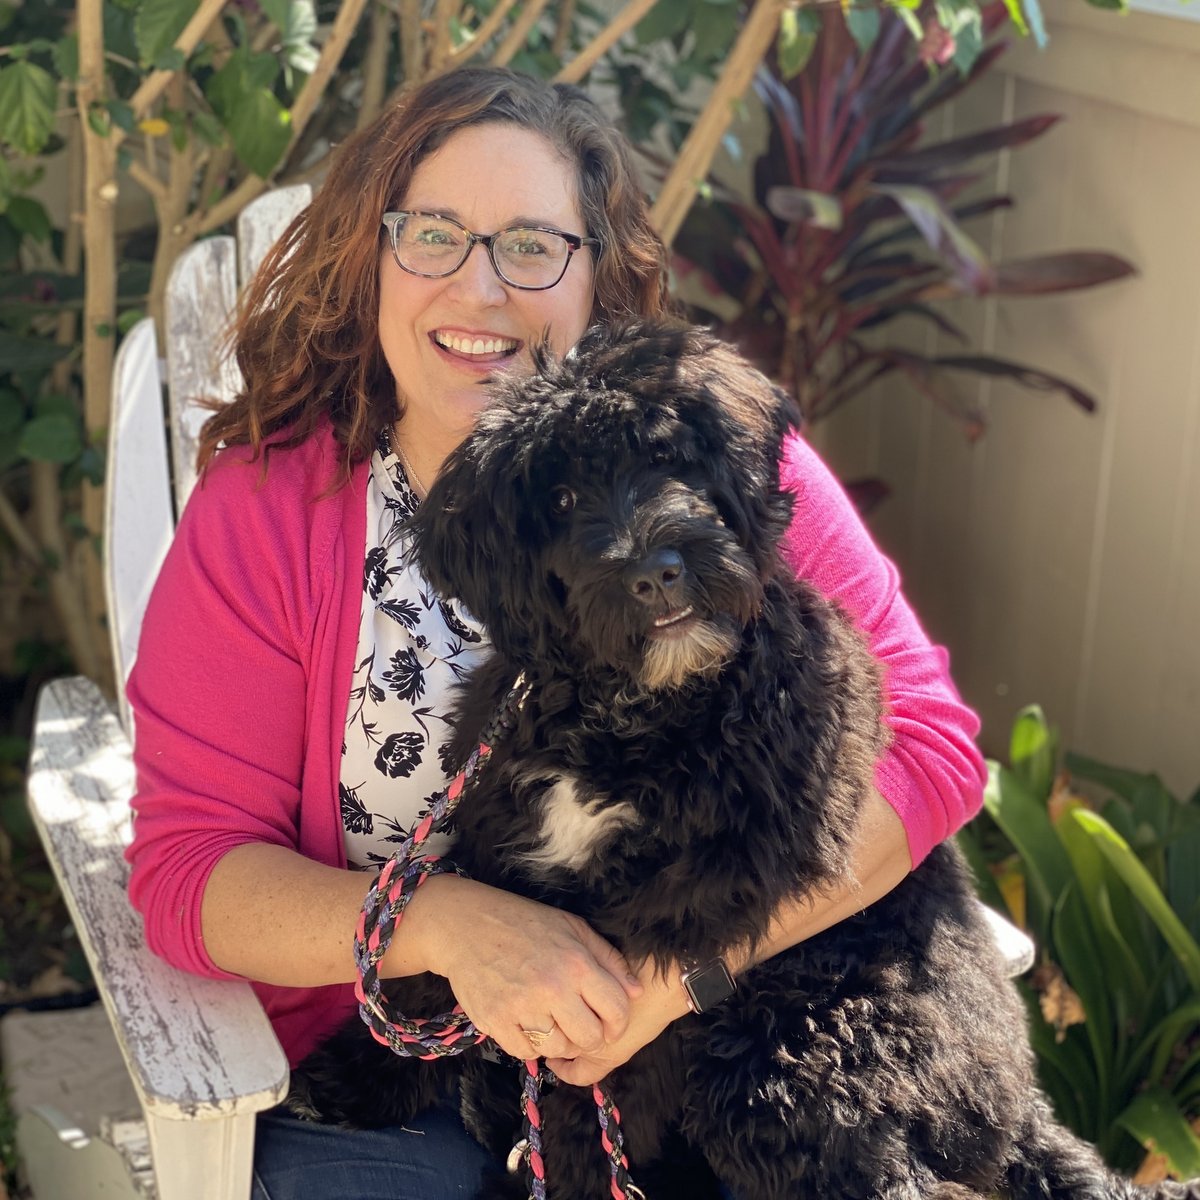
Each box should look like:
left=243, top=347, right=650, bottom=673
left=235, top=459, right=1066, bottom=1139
left=624, top=548, right=685, bottom=606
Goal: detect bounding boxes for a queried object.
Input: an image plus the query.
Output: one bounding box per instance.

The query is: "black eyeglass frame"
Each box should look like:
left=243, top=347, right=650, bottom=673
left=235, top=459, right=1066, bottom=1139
left=380, top=210, right=601, bottom=291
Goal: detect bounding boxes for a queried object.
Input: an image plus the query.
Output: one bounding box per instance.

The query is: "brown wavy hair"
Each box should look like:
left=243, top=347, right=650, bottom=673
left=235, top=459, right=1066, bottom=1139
left=198, top=66, right=672, bottom=477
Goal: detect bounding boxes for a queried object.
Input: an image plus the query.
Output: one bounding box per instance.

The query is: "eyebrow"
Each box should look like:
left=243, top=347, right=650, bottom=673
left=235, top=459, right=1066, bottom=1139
left=408, top=206, right=580, bottom=232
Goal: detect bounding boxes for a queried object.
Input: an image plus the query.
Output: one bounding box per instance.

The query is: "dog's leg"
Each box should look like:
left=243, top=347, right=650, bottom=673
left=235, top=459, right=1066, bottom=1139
left=1006, top=1099, right=1200, bottom=1200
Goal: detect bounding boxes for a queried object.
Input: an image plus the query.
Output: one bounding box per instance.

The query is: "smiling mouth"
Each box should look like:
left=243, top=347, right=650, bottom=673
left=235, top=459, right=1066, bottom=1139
left=432, top=331, right=521, bottom=360
left=652, top=605, right=695, bottom=629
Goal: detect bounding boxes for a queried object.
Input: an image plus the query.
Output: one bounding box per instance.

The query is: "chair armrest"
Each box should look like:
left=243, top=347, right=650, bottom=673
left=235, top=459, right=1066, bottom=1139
left=27, top=677, right=289, bottom=1122
left=981, top=902, right=1036, bottom=977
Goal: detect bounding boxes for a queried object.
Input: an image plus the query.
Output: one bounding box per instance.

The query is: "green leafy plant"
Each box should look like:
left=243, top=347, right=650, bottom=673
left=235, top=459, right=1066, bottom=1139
left=959, top=705, right=1200, bottom=1179
left=674, top=2, right=1135, bottom=509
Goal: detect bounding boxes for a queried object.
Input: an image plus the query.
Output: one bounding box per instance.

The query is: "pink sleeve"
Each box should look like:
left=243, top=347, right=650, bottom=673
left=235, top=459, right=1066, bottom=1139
left=778, top=431, right=985, bottom=864
left=124, top=450, right=317, bottom=979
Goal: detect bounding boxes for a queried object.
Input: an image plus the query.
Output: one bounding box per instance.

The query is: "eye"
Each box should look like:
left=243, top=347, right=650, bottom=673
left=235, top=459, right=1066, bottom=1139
left=549, top=485, right=576, bottom=516
left=649, top=443, right=676, bottom=467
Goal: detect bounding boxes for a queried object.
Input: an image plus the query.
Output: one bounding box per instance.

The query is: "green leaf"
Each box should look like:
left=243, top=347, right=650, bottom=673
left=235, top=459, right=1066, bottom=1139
left=261, top=0, right=320, bottom=74
left=765, top=186, right=842, bottom=230
left=1137, top=1001, right=1200, bottom=1089
left=134, top=0, right=193, bottom=67
left=691, top=1, right=739, bottom=62
left=0, top=329, right=71, bottom=371
left=636, top=0, right=691, bottom=43
left=5, top=195, right=52, bottom=243
left=206, top=49, right=281, bottom=119
left=18, top=413, right=81, bottom=463
left=1115, top=1087, right=1200, bottom=1178
left=53, top=34, right=80, bottom=81
left=0, top=387, right=23, bottom=436
left=955, top=826, right=1010, bottom=915
left=844, top=5, right=882, bottom=52
left=0, top=61, right=58, bottom=155
left=778, top=7, right=820, bottom=79
left=224, top=87, right=291, bottom=179
left=1009, top=704, right=1057, bottom=802
left=35, top=392, right=77, bottom=419
left=984, top=761, right=1074, bottom=945
left=1052, top=882, right=1114, bottom=1110
left=191, top=109, right=225, bottom=148
left=1071, top=808, right=1200, bottom=993
left=1056, top=808, right=1149, bottom=1013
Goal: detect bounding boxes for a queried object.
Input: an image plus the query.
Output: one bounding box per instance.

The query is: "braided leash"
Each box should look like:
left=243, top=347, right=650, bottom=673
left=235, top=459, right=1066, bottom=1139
left=353, top=673, right=642, bottom=1200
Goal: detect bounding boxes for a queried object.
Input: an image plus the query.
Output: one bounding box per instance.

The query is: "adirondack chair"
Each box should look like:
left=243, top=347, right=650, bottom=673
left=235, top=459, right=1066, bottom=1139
left=3, top=182, right=1037, bottom=1200
left=3, top=185, right=312, bottom=1200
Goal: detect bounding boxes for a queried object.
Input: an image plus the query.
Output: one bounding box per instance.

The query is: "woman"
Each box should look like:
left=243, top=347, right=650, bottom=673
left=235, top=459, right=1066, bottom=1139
left=126, top=66, right=986, bottom=1199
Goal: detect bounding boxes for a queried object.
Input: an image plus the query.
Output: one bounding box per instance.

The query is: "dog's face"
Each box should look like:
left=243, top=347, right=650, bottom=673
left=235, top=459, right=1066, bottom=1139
left=408, top=322, right=800, bottom=691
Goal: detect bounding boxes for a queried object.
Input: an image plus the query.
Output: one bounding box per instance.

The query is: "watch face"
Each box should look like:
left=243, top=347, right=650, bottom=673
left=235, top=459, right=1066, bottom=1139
left=685, top=960, right=735, bottom=1012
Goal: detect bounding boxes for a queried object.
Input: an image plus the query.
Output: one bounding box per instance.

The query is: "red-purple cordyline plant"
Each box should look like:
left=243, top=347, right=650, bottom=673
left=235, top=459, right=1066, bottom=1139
left=674, top=2, right=1135, bottom=506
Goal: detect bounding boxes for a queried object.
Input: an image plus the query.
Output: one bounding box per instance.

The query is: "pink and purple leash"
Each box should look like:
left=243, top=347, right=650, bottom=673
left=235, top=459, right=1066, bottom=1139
left=352, top=673, right=643, bottom=1200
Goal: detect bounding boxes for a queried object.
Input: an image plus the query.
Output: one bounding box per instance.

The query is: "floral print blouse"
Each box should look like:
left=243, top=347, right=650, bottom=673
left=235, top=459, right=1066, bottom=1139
left=339, top=431, right=490, bottom=869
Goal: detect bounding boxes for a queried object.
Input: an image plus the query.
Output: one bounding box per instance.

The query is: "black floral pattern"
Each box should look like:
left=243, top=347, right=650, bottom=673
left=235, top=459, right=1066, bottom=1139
left=340, top=441, right=489, bottom=868
left=381, top=647, right=425, bottom=702
left=339, top=782, right=373, bottom=834
left=374, top=731, right=424, bottom=778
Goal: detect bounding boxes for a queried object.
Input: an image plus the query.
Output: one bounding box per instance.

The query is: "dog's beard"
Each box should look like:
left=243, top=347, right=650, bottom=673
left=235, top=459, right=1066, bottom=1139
left=563, top=535, right=764, bottom=693
left=639, top=614, right=742, bottom=690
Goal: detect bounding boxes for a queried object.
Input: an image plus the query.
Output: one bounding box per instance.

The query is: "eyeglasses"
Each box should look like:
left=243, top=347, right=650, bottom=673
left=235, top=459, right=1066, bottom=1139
left=381, top=211, right=600, bottom=291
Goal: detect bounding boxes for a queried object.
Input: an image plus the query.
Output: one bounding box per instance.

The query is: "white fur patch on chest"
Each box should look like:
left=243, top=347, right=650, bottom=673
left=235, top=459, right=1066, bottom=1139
left=519, top=775, right=639, bottom=876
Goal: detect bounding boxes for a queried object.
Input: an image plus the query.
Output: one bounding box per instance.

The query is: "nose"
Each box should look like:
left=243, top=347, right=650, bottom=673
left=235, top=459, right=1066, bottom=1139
left=447, top=241, right=507, bottom=305
left=624, top=548, right=685, bottom=606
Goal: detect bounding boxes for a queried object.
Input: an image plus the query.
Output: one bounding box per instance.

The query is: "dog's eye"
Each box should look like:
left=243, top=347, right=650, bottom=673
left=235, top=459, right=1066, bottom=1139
left=649, top=444, right=676, bottom=467
left=549, top=486, right=576, bottom=516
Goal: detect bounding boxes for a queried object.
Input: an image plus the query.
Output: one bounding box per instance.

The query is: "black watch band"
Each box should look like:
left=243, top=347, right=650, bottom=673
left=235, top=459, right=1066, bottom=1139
left=680, top=957, right=736, bottom=1013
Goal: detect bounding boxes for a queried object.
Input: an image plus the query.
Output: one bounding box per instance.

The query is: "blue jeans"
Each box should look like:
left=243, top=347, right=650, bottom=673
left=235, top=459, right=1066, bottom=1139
left=251, top=1103, right=497, bottom=1200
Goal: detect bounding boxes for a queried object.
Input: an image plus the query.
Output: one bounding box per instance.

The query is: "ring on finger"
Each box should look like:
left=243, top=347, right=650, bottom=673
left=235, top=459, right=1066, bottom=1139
left=520, top=1023, right=556, bottom=1049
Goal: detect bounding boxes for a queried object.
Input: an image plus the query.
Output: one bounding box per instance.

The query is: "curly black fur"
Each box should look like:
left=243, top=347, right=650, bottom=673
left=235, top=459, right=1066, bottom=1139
left=290, top=322, right=1200, bottom=1200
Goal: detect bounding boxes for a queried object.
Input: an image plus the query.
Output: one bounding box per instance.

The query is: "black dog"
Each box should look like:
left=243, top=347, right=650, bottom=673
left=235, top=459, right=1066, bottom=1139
left=290, top=322, right=1198, bottom=1200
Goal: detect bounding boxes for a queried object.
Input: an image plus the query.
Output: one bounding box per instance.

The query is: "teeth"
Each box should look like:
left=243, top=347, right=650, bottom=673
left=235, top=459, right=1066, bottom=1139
left=434, top=332, right=518, bottom=356
left=653, top=606, right=694, bottom=628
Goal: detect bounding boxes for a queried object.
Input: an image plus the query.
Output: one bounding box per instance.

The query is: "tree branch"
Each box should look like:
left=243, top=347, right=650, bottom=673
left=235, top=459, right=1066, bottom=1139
left=399, top=0, right=424, bottom=82
left=491, top=0, right=554, bottom=67
left=357, top=1, right=394, bottom=130
left=127, top=157, right=168, bottom=202
left=430, top=0, right=458, bottom=71
left=0, top=488, right=42, bottom=567
left=651, top=0, right=784, bottom=245
left=445, top=0, right=520, bottom=69
left=553, top=0, right=656, bottom=85
left=551, top=0, right=576, bottom=58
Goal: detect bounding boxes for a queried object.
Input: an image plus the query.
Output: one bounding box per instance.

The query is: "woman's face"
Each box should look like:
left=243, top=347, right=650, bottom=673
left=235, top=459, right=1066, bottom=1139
left=378, top=122, right=595, bottom=453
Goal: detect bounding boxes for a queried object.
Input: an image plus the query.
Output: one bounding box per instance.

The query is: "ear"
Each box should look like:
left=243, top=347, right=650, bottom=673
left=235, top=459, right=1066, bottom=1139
left=679, top=338, right=800, bottom=562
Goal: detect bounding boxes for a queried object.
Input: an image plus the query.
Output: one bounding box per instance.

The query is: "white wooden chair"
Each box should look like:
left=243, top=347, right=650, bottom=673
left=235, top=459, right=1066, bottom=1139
left=3, top=186, right=311, bottom=1200
left=3, top=181, right=1037, bottom=1200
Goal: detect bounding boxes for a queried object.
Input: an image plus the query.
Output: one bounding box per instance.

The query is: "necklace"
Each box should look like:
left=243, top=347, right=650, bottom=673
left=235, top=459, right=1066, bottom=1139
left=388, top=422, right=427, bottom=499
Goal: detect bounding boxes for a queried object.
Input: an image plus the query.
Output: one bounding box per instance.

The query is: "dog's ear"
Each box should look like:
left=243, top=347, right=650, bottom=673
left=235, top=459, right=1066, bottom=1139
left=677, top=338, right=801, bottom=564
left=405, top=416, right=567, bottom=665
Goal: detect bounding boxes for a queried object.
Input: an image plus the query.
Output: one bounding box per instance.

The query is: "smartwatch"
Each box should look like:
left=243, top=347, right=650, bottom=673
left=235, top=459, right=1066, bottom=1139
left=680, top=957, right=736, bottom=1013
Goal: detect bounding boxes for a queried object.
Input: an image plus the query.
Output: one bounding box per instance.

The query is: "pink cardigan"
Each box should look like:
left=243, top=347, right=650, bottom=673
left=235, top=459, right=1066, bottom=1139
left=126, top=424, right=985, bottom=1066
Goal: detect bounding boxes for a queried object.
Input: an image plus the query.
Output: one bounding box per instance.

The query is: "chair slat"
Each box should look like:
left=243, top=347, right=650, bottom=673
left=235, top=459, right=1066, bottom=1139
left=164, top=237, right=239, bottom=514
left=105, top=318, right=174, bottom=728
left=236, top=183, right=311, bottom=287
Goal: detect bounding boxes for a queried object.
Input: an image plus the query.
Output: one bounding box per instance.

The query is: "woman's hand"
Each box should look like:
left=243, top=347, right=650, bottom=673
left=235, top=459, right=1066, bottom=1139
left=546, top=958, right=691, bottom=1087
left=400, top=875, right=643, bottom=1063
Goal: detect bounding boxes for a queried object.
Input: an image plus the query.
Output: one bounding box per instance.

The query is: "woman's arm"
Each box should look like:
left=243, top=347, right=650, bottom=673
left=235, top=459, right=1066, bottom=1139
left=200, top=842, right=642, bottom=1062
